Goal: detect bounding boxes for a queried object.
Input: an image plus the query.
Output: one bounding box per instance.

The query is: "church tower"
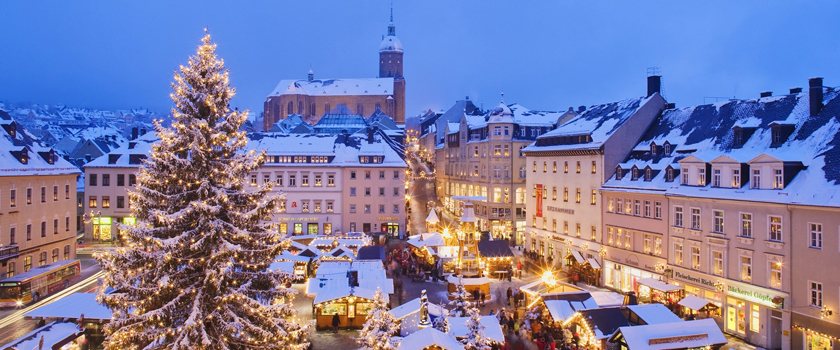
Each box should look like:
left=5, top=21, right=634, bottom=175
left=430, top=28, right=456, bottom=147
left=379, top=6, right=405, bottom=124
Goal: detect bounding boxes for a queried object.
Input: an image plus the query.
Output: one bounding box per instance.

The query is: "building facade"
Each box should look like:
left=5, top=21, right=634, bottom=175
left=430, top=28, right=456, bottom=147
left=433, top=100, right=568, bottom=242
left=523, top=88, right=665, bottom=278
left=0, top=118, right=80, bottom=279
left=85, top=131, right=408, bottom=241
left=263, top=16, right=405, bottom=129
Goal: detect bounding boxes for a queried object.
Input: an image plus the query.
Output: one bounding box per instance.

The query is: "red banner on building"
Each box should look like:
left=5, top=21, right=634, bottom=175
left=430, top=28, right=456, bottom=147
left=536, top=184, right=543, bottom=217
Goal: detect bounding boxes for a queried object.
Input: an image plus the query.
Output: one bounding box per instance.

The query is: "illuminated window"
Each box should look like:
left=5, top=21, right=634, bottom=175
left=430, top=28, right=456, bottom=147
left=769, top=261, right=782, bottom=289
left=740, top=256, right=752, bottom=281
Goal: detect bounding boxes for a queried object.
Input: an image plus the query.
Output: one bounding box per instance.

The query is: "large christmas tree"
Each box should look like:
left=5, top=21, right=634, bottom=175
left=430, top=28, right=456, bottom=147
left=96, top=33, right=310, bottom=350
left=461, top=307, right=492, bottom=350
left=356, top=288, right=399, bottom=350
left=448, top=277, right=470, bottom=317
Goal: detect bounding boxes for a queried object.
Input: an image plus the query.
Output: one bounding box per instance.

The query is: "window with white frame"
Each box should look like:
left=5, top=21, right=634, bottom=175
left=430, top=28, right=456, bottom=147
left=301, top=201, right=309, bottom=212
left=769, top=261, right=782, bottom=289
left=752, top=169, right=761, bottom=189
left=616, top=198, right=622, bottom=212
left=691, top=208, right=701, bottom=230
left=634, top=200, right=641, bottom=216
left=591, top=190, right=597, bottom=205
left=644, top=234, right=652, bottom=253
left=713, top=210, right=724, bottom=233
left=740, top=256, right=752, bottom=281
left=810, top=281, right=823, bottom=307
left=654, top=236, right=662, bottom=256
left=713, top=169, right=721, bottom=187
left=740, top=213, right=752, bottom=237
left=393, top=204, right=399, bottom=213
left=773, top=168, right=783, bottom=189
left=607, top=227, right=614, bottom=245
left=644, top=200, right=651, bottom=218
left=674, top=242, right=683, bottom=265
left=712, top=250, right=723, bottom=276
left=698, top=168, right=706, bottom=186
left=655, top=201, right=662, bottom=219
left=250, top=174, right=257, bottom=186
left=615, top=229, right=622, bottom=247
left=608, top=197, right=614, bottom=212
left=674, top=206, right=684, bottom=227
left=682, top=170, right=689, bottom=185
left=732, top=169, right=741, bottom=188
left=769, top=216, right=783, bottom=241
left=808, top=223, right=823, bottom=249
left=364, top=204, right=371, bottom=213
left=624, top=198, right=631, bottom=214
left=691, top=246, right=701, bottom=269
left=289, top=175, right=298, bottom=186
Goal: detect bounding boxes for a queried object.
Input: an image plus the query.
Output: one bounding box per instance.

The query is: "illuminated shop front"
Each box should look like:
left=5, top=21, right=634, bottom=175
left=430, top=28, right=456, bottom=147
left=603, top=250, right=666, bottom=293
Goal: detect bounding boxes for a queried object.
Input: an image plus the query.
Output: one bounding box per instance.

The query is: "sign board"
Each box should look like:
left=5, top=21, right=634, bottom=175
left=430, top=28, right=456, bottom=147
left=536, top=185, right=543, bottom=217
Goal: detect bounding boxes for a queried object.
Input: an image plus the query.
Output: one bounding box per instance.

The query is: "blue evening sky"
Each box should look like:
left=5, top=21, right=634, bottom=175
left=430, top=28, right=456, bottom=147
left=1, top=1, right=838, bottom=120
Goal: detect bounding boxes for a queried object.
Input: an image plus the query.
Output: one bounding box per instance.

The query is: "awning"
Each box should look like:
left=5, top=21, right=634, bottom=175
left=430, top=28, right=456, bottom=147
left=571, top=251, right=585, bottom=263
left=637, top=277, right=684, bottom=292
left=587, top=258, right=601, bottom=269
left=679, top=295, right=719, bottom=311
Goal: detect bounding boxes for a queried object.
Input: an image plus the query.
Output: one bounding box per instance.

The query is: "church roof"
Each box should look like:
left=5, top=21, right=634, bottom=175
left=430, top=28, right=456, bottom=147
left=379, top=35, right=403, bottom=52
left=269, top=78, right=395, bottom=97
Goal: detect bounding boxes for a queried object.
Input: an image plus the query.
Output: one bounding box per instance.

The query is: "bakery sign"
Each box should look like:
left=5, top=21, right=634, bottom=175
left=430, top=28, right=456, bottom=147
left=727, top=284, right=785, bottom=309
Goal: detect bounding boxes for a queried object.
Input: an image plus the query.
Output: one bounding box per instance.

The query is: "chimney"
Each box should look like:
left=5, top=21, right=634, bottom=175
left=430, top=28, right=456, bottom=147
left=131, top=127, right=138, bottom=140
left=140, top=128, right=147, bottom=135
left=647, top=75, right=662, bottom=97
left=789, top=87, right=803, bottom=94
left=760, top=91, right=772, bottom=98
left=577, top=106, right=586, bottom=113
left=367, top=127, right=375, bottom=144
left=809, top=77, right=824, bottom=116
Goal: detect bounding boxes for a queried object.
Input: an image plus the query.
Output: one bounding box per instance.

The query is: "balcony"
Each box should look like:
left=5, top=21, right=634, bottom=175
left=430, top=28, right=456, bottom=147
left=0, top=246, right=19, bottom=261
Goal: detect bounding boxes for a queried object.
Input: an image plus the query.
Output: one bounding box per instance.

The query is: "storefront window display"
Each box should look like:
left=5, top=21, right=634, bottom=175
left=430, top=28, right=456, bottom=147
left=727, top=298, right=747, bottom=334
left=806, top=332, right=834, bottom=350
left=321, top=303, right=347, bottom=315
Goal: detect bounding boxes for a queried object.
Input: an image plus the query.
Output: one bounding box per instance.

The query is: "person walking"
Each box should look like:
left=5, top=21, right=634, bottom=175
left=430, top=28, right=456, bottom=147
left=507, top=287, right=513, bottom=305
left=331, top=313, right=340, bottom=334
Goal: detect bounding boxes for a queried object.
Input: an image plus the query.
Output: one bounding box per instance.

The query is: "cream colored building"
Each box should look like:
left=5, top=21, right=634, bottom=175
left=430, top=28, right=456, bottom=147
left=433, top=100, right=569, bottom=242
left=523, top=92, right=665, bottom=276
left=0, top=120, right=80, bottom=278
left=85, top=131, right=407, bottom=241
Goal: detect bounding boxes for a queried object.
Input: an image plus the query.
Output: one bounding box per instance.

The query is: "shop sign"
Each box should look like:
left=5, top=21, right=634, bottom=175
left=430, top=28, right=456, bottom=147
left=727, top=285, right=784, bottom=309
left=546, top=206, right=574, bottom=215
left=377, top=217, right=400, bottom=221
left=277, top=217, right=319, bottom=222
left=673, top=270, right=718, bottom=289
left=649, top=334, right=708, bottom=345
left=536, top=185, right=543, bottom=217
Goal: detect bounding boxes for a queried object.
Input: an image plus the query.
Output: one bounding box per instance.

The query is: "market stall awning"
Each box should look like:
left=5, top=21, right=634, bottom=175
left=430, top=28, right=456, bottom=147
left=407, top=233, right=446, bottom=248
left=609, top=318, right=726, bottom=350
left=390, top=298, right=446, bottom=320
left=542, top=291, right=599, bottom=322
left=591, top=291, right=625, bottom=308
left=627, top=304, right=682, bottom=325
left=396, top=327, right=465, bottom=350
left=476, top=240, right=514, bottom=259
left=2, top=321, right=82, bottom=350
left=678, top=295, right=719, bottom=312
left=587, top=258, right=601, bottom=269
left=565, top=250, right=585, bottom=263
left=637, top=278, right=684, bottom=292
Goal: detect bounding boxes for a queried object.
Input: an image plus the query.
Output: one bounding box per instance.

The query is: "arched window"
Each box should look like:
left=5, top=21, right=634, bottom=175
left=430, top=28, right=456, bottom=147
left=51, top=248, right=59, bottom=262
left=287, top=102, right=293, bottom=115
left=298, top=101, right=303, bottom=114
left=39, top=251, right=47, bottom=266
left=63, top=245, right=70, bottom=260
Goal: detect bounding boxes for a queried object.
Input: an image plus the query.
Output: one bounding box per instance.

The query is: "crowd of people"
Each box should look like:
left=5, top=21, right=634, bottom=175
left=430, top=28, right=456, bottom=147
left=495, top=307, right=589, bottom=350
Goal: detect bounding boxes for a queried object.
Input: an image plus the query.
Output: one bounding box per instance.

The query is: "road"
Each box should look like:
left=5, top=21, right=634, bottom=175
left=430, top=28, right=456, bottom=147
left=0, top=254, right=103, bottom=346
left=405, top=157, right=459, bottom=235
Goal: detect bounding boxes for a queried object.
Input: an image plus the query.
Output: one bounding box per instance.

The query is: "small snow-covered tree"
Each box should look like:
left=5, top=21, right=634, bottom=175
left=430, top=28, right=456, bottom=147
left=432, top=303, right=450, bottom=333
left=356, top=288, right=399, bottom=350
left=461, top=307, right=492, bottom=350
left=448, top=277, right=471, bottom=317
left=95, top=33, right=310, bottom=350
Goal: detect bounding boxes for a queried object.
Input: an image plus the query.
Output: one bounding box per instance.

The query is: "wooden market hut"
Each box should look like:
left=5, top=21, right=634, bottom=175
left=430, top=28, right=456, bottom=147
left=313, top=286, right=377, bottom=330
left=608, top=318, right=727, bottom=350
left=396, top=327, right=466, bottom=350
left=636, top=278, right=685, bottom=311
left=677, top=294, right=721, bottom=319
left=565, top=307, right=631, bottom=350
left=390, top=297, right=447, bottom=336
left=446, top=274, right=490, bottom=301
left=476, top=240, right=514, bottom=278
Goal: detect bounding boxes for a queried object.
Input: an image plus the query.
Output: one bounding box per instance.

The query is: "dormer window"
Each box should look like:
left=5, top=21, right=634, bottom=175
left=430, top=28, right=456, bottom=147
left=666, top=167, right=674, bottom=182
left=772, top=128, right=782, bottom=144
left=712, top=169, right=721, bottom=187
left=644, top=168, right=652, bottom=181
left=615, top=166, right=623, bottom=180
left=773, top=168, right=783, bottom=189
left=650, top=142, right=657, bottom=154
left=698, top=168, right=706, bottom=186
left=663, top=142, right=671, bottom=156
left=631, top=167, right=639, bottom=180
left=732, top=169, right=741, bottom=188
left=734, top=131, right=743, bottom=145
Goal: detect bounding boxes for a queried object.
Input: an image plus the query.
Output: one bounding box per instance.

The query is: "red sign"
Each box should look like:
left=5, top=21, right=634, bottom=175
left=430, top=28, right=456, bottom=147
left=536, top=184, right=543, bottom=217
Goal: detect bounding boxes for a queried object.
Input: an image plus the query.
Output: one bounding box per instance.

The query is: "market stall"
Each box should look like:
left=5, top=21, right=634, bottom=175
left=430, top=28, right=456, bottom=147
left=446, top=274, right=490, bottom=301
left=564, top=307, right=631, bottom=350
left=678, top=294, right=721, bottom=319
left=636, top=277, right=684, bottom=310
left=608, top=318, right=727, bottom=350
left=476, top=240, right=513, bottom=278
left=391, top=297, right=447, bottom=336
left=313, top=287, right=377, bottom=330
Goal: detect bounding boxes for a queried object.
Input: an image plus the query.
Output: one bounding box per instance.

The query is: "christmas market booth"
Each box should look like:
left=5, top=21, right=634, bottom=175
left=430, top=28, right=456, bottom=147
left=518, top=276, right=582, bottom=309
left=23, top=292, right=113, bottom=349
left=396, top=326, right=466, bottom=350
left=677, top=294, right=721, bottom=319
left=564, top=250, right=601, bottom=286
left=313, top=287, right=377, bottom=330
left=448, top=315, right=506, bottom=345
left=636, top=277, right=684, bottom=310
left=476, top=240, right=513, bottom=279
left=541, top=291, right=599, bottom=324
left=563, top=307, right=631, bottom=350
left=390, top=296, right=447, bottom=336
left=446, top=274, right=490, bottom=301
left=276, top=251, right=313, bottom=281
left=608, top=318, right=727, bottom=350
left=406, top=232, right=446, bottom=265
left=1, top=321, right=87, bottom=350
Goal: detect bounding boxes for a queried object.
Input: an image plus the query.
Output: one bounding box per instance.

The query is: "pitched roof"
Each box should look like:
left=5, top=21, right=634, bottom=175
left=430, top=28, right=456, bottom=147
left=269, top=78, right=395, bottom=97
left=476, top=240, right=514, bottom=258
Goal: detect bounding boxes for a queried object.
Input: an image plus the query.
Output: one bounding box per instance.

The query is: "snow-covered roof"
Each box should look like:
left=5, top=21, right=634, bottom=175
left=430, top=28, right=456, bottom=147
left=389, top=297, right=446, bottom=320
left=380, top=35, right=403, bottom=52
left=268, top=261, right=295, bottom=275
left=0, top=119, right=80, bottom=177
left=406, top=233, right=446, bottom=248
left=84, top=131, right=156, bottom=168
left=425, top=209, right=440, bottom=223
left=626, top=304, right=682, bottom=325
left=24, top=293, right=112, bottom=321
left=446, top=274, right=491, bottom=286
left=509, top=104, right=568, bottom=127
left=603, top=90, right=840, bottom=208
left=678, top=295, right=717, bottom=312
left=449, top=315, right=506, bottom=344
left=397, top=327, right=465, bottom=350
left=542, top=291, right=599, bottom=322
left=612, top=318, right=727, bottom=350
left=313, top=286, right=378, bottom=304
left=525, top=95, right=655, bottom=152
left=590, top=291, right=625, bottom=308
left=637, top=278, right=683, bottom=292
left=248, top=133, right=407, bottom=169
left=269, top=78, right=395, bottom=97
left=1, top=321, right=82, bottom=350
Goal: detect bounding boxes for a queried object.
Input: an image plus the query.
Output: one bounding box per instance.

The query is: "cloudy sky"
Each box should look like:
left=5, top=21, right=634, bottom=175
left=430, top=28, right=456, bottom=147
left=1, top=1, right=838, bottom=119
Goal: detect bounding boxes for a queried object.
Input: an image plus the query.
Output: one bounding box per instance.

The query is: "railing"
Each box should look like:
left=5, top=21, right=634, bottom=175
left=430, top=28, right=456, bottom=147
left=0, top=245, right=19, bottom=260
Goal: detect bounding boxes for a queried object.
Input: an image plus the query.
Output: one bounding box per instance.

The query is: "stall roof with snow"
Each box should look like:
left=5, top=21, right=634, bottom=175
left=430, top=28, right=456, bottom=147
left=678, top=295, right=720, bottom=312
left=390, top=298, right=446, bottom=320
left=476, top=240, right=514, bottom=259
left=448, top=316, right=506, bottom=344
left=542, top=291, right=599, bottom=322
left=407, top=233, right=446, bottom=248
left=575, top=308, right=632, bottom=340
left=636, top=278, right=683, bottom=292
left=609, top=318, right=726, bottom=350
left=625, top=304, right=683, bottom=325
left=396, top=327, right=465, bottom=350
left=24, top=293, right=112, bottom=322
left=0, top=321, right=82, bottom=350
